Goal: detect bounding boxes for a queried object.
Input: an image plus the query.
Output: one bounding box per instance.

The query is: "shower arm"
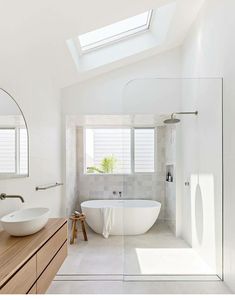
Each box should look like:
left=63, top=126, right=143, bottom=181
left=171, top=111, right=198, bottom=119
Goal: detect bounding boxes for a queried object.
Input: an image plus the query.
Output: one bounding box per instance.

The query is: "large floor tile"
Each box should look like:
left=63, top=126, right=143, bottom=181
left=60, top=221, right=214, bottom=276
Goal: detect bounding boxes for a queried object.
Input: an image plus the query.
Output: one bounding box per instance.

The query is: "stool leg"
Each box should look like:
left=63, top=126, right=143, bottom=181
left=81, top=220, right=88, bottom=241
left=70, top=220, right=76, bottom=244
left=74, top=220, right=78, bottom=242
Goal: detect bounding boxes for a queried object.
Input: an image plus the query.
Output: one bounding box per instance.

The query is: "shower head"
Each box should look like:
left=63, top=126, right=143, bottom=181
left=164, top=117, right=181, bottom=124
left=164, top=111, right=198, bottom=125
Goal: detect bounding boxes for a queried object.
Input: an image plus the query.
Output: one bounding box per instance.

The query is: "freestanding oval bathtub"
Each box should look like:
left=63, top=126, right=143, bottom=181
left=81, top=199, right=161, bottom=237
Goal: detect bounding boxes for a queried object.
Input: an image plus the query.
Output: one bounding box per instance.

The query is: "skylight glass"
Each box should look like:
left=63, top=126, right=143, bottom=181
left=78, top=10, right=152, bottom=52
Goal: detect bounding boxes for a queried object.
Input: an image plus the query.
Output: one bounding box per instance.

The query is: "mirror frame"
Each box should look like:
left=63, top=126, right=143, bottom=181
left=0, top=88, right=29, bottom=179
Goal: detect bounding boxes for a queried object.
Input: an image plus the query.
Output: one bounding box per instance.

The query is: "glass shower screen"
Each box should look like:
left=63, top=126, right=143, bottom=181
left=62, top=78, right=222, bottom=282
left=121, top=78, right=223, bottom=280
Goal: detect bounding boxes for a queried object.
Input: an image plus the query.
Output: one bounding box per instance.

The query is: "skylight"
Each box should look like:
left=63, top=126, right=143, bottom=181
left=78, top=10, right=152, bottom=52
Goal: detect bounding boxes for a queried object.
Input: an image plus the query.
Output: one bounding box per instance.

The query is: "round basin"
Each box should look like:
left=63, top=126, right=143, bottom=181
left=0, top=207, right=50, bottom=236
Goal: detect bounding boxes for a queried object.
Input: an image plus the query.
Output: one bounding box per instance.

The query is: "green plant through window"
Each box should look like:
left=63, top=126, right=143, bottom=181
left=87, top=155, right=117, bottom=174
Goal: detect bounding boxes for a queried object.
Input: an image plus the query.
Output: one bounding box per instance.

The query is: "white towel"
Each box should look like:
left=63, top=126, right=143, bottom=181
left=101, top=207, right=114, bottom=238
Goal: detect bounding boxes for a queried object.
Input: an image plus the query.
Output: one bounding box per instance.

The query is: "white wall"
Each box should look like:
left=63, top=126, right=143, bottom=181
left=0, top=43, right=63, bottom=224
left=62, top=48, right=181, bottom=115
left=65, top=117, right=79, bottom=217
left=180, top=79, right=223, bottom=276
left=181, top=0, right=235, bottom=290
left=0, top=89, right=21, bottom=115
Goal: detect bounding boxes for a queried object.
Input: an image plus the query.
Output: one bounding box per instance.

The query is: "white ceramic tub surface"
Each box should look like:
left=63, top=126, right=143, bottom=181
left=81, top=199, right=161, bottom=236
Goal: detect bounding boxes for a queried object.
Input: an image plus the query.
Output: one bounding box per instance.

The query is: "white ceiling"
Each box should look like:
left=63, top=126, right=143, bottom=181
left=0, top=0, right=204, bottom=88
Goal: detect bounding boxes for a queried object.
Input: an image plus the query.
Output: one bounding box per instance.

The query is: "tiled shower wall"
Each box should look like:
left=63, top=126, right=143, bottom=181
left=75, top=126, right=167, bottom=220
left=165, top=126, right=177, bottom=232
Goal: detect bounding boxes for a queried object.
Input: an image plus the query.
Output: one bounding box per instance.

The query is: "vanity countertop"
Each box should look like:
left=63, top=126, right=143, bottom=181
left=0, top=218, right=67, bottom=289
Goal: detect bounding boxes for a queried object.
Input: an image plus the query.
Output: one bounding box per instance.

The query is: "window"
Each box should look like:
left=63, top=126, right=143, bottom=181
left=78, top=10, right=152, bottom=52
left=0, top=128, right=28, bottom=175
left=85, top=128, right=131, bottom=174
left=19, top=129, right=28, bottom=174
left=85, top=128, right=155, bottom=174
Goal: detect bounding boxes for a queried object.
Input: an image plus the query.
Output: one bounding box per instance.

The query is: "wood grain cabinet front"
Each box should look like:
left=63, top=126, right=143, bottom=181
left=0, top=255, right=37, bottom=294
left=27, top=284, right=37, bottom=294
left=0, top=219, right=67, bottom=295
left=37, top=223, right=67, bottom=276
left=37, top=242, right=67, bottom=294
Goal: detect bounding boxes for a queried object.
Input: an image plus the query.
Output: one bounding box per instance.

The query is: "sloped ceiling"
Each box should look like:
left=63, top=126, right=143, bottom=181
left=0, top=0, right=204, bottom=88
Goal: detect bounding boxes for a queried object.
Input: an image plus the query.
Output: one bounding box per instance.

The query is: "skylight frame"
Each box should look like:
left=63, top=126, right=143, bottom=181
left=78, top=10, right=153, bottom=53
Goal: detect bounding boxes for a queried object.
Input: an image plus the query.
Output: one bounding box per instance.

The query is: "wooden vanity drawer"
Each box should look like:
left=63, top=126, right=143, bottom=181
left=37, top=223, right=67, bottom=276
left=0, top=255, right=36, bottom=294
left=27, top=284, right=37, bottom=294
left=0, top=218, right=67, bottom=295
left=37, top=242, right=67, bottom=294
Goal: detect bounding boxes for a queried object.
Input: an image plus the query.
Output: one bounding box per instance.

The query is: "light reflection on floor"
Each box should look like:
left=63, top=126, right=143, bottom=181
left=134, top=248, right=213, bottom=274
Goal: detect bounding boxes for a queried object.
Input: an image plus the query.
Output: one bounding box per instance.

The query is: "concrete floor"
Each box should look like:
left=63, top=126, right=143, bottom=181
left=47, top=220, right=231, bottom=294
left=56, top=220, right=215, bottom=276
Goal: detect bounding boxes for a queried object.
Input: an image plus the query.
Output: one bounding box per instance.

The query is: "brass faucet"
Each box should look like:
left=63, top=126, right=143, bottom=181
left=0, top=193, right=25, bottom=203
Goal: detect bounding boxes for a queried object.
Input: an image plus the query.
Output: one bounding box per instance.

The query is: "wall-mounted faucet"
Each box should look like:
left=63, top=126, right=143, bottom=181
left=112, top=191, right=123, bottom=198
left=0, top=193, right=25, bottom=203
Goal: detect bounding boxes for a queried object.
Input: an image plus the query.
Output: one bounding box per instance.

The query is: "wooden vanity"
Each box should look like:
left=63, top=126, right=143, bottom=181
left=0, top=218, right=67, bottom=294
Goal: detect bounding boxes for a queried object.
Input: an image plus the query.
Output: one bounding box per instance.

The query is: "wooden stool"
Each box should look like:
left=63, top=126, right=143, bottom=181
left=70, top=213, right=88, bottom=244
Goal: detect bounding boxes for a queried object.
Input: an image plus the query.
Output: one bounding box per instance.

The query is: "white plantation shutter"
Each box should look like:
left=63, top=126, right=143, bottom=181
left=86, top=128, right=131, bottom=173
left=19, top=129, right=28, bottom=174
left=134, top=128, right=155, bottom=172
left=93, top=128, right=131, bottom=174
left=85, top=127, right=155, bottom=174
left=0, top=129, right=16, bottom=173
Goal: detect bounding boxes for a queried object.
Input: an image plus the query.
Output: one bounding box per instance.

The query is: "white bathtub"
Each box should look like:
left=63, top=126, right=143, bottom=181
left=81, top=199, right=161, bottom=237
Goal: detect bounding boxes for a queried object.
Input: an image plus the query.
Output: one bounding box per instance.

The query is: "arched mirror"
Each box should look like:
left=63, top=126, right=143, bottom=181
left=0, top=89, right=29, bottom=178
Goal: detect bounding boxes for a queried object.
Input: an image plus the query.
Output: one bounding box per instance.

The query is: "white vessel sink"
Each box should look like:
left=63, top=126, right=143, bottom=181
left=0, top=207, right=50, bottom=236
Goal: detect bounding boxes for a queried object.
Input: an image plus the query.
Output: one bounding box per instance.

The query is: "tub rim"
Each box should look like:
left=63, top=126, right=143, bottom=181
left=81, top=199, right=161, bottom=209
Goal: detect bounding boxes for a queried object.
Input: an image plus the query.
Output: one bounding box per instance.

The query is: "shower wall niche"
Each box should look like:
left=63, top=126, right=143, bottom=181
left=165, top=164, right=175, bottom=232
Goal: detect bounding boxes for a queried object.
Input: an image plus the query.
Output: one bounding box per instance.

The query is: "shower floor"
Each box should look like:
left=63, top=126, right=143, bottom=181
left=56, top=220, right=215, bottom=279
